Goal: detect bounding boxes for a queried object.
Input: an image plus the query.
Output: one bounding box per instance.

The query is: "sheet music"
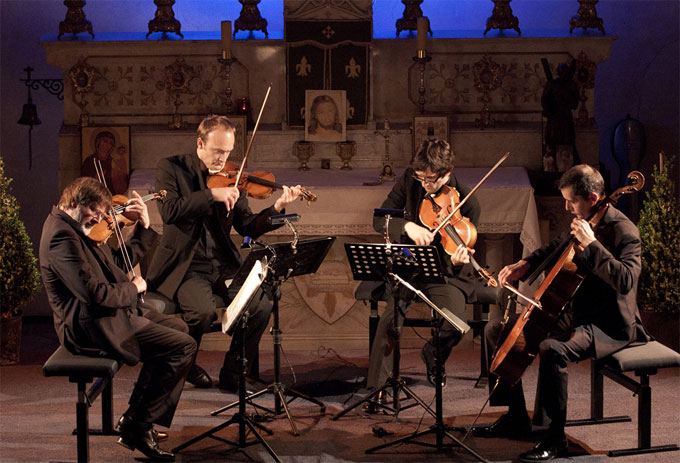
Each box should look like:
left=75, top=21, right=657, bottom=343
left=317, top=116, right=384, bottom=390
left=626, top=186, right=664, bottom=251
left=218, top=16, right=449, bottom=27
left=218, top=259, right=267, bottom=334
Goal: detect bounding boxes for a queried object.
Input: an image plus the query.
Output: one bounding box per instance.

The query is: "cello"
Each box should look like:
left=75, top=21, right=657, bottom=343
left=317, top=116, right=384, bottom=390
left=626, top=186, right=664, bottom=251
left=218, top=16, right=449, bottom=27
left=490, top=171, right=645, bottom=386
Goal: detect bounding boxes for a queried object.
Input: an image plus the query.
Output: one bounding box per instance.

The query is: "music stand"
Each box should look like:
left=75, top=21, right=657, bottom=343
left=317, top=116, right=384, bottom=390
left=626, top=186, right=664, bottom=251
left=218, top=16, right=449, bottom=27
left=364, top=272, right=486, bottom=462
left=173, top=259, right=282, bottom=463
left=331, top=242, right=463, bottom=421
left=212, top=236, right=335, bottom=436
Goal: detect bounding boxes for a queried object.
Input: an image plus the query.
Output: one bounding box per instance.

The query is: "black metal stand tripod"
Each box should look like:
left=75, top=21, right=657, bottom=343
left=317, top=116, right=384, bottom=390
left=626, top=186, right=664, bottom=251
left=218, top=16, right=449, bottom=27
left=212, top=276, right=325, bottom=436
left=173, top=309, right=281, bottom=462
left=331, top=242, right=450, bottom=421
left=365, top=310, right=487, bottom=462
left=212, top=236, right=334, bottom=436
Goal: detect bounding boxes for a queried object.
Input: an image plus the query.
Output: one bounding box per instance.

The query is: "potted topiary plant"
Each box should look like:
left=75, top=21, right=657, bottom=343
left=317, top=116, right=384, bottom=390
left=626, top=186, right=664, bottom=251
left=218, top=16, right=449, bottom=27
left=637, top=152, right=680, bottom=352
left=0, top=156, right=42, bottom=365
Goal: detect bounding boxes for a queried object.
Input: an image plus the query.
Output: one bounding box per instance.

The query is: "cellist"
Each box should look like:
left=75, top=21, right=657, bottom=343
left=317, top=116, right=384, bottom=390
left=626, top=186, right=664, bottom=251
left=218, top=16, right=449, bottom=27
left=476, top=165, right=651, bottom=462
left=146, top=115, right=303, bottom=393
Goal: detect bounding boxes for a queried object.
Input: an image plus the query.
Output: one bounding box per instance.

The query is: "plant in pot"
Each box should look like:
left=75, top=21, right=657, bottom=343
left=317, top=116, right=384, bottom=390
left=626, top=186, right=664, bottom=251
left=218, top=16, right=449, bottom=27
left=637, top=153, right=680, bottom=352
left=0, top=156, right=42, bottom=365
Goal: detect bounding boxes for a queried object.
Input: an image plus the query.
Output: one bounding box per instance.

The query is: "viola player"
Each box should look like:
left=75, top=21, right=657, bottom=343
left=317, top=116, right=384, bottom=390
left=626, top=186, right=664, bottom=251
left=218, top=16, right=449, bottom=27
left=146, top=115, right=303, bottom=392
left=365, top=138, right=493, bottom=404
left=39, top=177, right=196, bottom=461
left=477, top=165, right=650, bottom=462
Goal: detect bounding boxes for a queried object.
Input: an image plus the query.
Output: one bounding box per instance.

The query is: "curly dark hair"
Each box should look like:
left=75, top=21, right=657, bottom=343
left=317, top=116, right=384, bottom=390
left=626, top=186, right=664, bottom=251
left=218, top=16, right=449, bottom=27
left=411, top=138, right=455, bottom=176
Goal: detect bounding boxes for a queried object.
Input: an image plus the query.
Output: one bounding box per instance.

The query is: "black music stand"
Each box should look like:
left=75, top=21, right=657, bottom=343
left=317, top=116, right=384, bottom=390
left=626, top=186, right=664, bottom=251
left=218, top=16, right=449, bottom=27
left=364, top=272, right=486, bottom=462
left=331, top=242, right=453, bottom=421
left=173, top=259, right=281, bottom=463
left=212, top=236, right=335, bottom=436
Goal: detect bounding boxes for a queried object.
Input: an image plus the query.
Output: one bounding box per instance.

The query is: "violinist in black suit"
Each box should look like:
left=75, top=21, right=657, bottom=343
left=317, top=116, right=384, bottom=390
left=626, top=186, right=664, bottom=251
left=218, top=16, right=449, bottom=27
left=476, top=165, right=650, bottom=462
left=146, top=115, right=303, bottom=392
left=40, top=177, right=196, bottom=461
left=366, top=138, right=489, bottom=394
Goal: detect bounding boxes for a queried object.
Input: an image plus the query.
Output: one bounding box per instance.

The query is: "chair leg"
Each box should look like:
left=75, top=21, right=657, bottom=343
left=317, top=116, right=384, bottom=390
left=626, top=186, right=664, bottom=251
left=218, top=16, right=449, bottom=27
left=76, top=381, right=90, bottom=463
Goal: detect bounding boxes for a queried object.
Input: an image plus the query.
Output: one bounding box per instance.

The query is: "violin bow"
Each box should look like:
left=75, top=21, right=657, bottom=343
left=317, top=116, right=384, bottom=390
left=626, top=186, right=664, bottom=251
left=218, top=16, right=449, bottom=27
left=93, top=158, right=137, bottom=279
left=431, top=152, right=509, bottom=236
left=233, top=83, right=272, bottom=188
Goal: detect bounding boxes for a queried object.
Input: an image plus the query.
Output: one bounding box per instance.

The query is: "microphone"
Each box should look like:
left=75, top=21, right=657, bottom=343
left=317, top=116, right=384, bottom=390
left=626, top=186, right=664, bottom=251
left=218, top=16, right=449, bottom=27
left=373, top=208, right=404, bottom=218
left=268, top=213, right=300, bottom=225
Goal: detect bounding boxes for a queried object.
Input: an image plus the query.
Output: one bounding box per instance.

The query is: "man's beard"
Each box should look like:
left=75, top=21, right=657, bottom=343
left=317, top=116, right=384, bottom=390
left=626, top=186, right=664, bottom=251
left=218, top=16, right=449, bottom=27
left=73, top=209, right=95, bottom=236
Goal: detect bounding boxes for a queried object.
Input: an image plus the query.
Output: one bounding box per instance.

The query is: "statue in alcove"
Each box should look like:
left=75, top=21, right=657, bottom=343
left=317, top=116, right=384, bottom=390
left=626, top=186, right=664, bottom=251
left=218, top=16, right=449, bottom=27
left=541, top=61, right=580, bottom=173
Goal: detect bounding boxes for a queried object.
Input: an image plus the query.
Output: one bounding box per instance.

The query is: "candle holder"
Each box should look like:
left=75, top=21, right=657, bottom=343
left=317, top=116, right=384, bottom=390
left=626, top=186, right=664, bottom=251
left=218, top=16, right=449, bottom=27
left=147, top=0, right=183, bottom=39
left=570, top=0, right=605, bottom=35
left=574, top=51, right=597, bottom=126
left=165, top=58, right=194, bottom=129
left=484, top=0, right=521, bottom=36
left=218, top=53, right=238, bottom=114
left=376, top=120, right=399, bottom=182
left=58, top=0, right=94, bottom=40
left=472, top=56, right=502, bottom=128
left=234, top=0, right=268, bottom=38
left=396, top=0, right=431, bottom=37
left=413, top=54, right=432, bottom=114
left=293, top=141, right=314, bottom=171
left=336, top=141, right=356, bottom=170
left=68, top=59, right=96, bottom=127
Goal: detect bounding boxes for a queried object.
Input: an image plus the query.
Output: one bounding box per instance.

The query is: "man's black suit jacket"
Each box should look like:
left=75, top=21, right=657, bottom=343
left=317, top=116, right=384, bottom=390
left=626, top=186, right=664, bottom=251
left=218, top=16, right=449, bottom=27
left=39, top=207, right=158, bottom=365
left=146, top=152, right=280, bottom=300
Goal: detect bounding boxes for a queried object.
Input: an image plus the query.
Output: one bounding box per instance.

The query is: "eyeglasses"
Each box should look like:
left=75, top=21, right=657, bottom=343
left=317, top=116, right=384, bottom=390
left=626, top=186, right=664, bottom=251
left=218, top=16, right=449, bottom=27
left=412, top=173, right=441, bottom=184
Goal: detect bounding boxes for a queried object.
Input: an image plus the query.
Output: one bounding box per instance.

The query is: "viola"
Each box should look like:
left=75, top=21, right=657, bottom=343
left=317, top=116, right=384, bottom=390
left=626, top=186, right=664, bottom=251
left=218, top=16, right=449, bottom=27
left=490, top=171, right=645, bottom=386
left=419, top=185, right=497, bottom=287
left=88, top=191, right=166, bottom=244
left=207, top=161, right=317, bottom=204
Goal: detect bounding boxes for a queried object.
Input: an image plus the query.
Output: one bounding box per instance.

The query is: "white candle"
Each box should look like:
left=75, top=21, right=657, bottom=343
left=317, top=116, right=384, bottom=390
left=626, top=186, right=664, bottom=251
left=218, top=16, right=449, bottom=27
left=417, top=17, right=428, bottom=52
left=221, top=21, right=232, bottom=58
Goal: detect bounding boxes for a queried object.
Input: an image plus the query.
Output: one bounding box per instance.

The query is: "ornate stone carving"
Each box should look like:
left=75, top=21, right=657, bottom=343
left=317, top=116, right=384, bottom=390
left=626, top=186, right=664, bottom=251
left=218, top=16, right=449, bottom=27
left=235, top=0, right=268, bottom=38
left=165, top=58, right=195, bottom=129
left=284, top=0, right=372, bottom=20
left=68, top=58, right=96, bottom=126
left=472, top=56, right=504, bottom=127
left=574, top=50, right=597, bottom=126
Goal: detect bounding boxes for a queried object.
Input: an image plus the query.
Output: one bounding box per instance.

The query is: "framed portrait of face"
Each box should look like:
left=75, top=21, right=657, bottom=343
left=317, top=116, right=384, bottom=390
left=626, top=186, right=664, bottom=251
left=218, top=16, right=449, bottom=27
left=305, top=90, right=347, bottom=142
left=412, top=116, right=449, bottom=155
left=81, top=126, right=130, bottom=195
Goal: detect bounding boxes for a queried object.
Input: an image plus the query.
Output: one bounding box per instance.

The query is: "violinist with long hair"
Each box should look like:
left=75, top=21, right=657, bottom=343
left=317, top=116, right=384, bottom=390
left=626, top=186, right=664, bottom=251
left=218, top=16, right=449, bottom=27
left=476, top=165, right=650, bottom=462
left=366, top=138, right=490, bottom=396
left=146, top=115, right=303, bottom=393
left=39, top=177, right=196, bottom=461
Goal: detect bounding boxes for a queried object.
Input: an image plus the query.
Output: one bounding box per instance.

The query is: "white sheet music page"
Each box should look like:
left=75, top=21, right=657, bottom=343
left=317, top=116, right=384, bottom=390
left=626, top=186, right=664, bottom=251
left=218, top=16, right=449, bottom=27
left=219, top=259, right=267, bottom=334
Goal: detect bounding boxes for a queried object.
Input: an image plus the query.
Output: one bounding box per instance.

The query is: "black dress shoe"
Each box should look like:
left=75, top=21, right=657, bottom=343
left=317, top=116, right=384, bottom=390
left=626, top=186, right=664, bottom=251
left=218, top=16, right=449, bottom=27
left=118, top=415, right=168, bottom=442
left=421, top=347, right=446, bottom=388
left=474, top=413, right=532, bottom=438
left=519, top=439, right=568, bottom=462
left=218, top=369, right=257, bottom=394
left=117, top=419, right=175, bottom=461
left=187, top=363, right=213, bottom=388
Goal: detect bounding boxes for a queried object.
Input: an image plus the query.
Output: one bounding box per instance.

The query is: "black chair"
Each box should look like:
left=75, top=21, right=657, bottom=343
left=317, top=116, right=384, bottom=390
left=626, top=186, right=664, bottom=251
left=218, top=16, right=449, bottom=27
left=566, top=340, right=680, bottom=457
left=43, top=345, right=120, bottom=463
left=355, top=280, right=493, bottom=387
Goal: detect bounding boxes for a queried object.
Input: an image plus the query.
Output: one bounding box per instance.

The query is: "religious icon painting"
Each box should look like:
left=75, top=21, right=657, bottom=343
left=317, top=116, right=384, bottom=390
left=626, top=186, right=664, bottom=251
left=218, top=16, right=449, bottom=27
left=81, top=126, right=130, bottom=195
left=413, top=116, right=449, bottom=156
left=305, top=89, right=347, bottom=142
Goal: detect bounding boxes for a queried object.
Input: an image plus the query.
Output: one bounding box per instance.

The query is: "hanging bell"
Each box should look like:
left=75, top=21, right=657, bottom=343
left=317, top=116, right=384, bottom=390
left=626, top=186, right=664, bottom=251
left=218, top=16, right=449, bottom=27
left=17, top=101, right=41, bottom=126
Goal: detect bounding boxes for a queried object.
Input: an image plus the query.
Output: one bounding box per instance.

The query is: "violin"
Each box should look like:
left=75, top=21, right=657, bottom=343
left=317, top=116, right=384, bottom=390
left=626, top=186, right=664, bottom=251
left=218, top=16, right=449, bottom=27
left=88, top=191, right=166, bottom=244
left=207, top=161, right=317, bottom=204
left=419, top=185, right=497, bottom=287
left=490, top=171, right=645, bottom=386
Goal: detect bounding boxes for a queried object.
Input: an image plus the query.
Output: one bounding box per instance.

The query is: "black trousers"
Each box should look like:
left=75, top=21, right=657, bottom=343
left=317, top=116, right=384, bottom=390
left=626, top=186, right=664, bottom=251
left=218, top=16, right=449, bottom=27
left=484, top=303, right=596, bottom=440
left=126, top=309, right=196, bottom=428
left=176, top=269, right=273, bottom=377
